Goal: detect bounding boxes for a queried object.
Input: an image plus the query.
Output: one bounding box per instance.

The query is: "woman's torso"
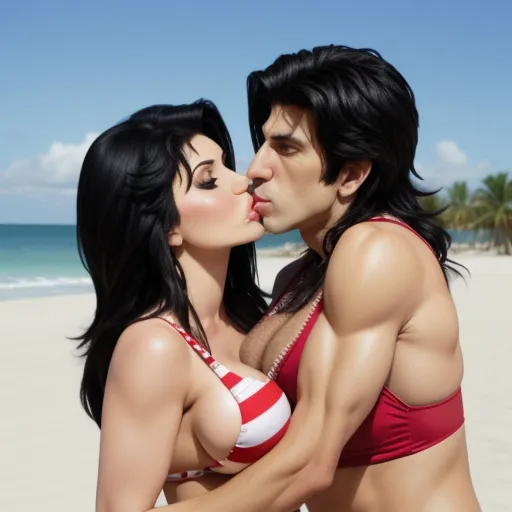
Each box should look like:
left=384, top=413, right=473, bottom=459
left=161, top=317, right=290, bottom=503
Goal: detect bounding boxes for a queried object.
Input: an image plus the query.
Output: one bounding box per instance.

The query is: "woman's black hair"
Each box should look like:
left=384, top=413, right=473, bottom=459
left=76, top=100, right=267, bottom=427
left=247, top=45, right=464, bottom=312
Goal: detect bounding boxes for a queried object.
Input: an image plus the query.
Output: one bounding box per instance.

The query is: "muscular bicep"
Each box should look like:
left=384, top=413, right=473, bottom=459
left=96, top=322, right=190, bottom=512
left=296, top=227, right=420, bottom=475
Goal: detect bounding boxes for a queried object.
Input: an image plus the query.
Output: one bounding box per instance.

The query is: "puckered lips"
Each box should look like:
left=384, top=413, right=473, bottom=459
left=251, top=193, right=271, bottom=217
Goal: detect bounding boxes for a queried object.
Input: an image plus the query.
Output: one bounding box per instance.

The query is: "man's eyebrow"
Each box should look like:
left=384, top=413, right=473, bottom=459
left=268, top=133, right=305, bottom=146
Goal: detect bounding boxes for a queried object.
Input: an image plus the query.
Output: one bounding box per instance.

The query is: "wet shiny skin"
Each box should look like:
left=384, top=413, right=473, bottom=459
left=240, top=221, right=480, bottom=511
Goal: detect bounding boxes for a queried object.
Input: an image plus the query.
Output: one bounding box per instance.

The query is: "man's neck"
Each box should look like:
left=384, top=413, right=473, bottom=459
left=300, top=201, right=348, bottom=257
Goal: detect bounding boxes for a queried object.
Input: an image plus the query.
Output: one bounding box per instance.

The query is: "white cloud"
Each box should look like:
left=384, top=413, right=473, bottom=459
left=436, top=140, right=468, bottom=167
left=417, top=139, right=494, bottom=189
left=1, top=133, right=99, bottom=190
left=39, top=133, right=98, bottom=185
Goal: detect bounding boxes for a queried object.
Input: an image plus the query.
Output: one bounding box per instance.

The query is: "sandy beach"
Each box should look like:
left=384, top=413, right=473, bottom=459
left=0, top=253, right=510, bottom=511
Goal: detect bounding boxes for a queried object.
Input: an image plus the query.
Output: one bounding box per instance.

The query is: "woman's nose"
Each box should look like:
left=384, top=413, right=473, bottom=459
left=231, top=174, right=251, bottom=195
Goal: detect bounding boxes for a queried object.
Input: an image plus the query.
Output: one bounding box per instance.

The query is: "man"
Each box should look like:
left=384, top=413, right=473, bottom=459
left=165, top=45, right=480, bottom=512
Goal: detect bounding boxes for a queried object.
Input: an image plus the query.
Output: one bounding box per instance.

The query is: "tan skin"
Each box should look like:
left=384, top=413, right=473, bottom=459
left=96, top=135, right=275, bottom=511
left=243, top=227, right=478, bottom=512
left=239, top=105, right=480, bottom=511
left=96, top=110, right=481, bottom=511
left=138, top=105, right=480, bottom=511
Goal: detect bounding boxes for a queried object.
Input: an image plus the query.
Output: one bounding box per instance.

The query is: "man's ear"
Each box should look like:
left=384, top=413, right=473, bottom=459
left=338, top=160, right=372, bottom=198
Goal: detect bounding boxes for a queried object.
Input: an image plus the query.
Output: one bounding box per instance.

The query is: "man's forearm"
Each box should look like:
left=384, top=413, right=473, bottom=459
left=154, top=462, right=308, bottom=512
left=151, top=397, right=326, bottom=512
left=149, top=318, right=339, bottom=512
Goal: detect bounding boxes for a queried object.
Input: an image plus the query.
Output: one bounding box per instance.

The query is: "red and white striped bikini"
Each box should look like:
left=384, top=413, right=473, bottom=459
left=161, top=318, right=291, bottom=482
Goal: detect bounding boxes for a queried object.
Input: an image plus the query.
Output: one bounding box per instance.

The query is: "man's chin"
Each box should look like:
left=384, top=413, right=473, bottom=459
left=262, top=217, right=294, bottom=235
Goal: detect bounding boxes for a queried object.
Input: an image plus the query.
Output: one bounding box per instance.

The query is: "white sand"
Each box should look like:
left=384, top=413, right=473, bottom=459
left=0, top=254, right=510, bottom=511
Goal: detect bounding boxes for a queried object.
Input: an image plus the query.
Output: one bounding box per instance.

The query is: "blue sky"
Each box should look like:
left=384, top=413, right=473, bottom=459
left=1, top=0, right=510, bottom=224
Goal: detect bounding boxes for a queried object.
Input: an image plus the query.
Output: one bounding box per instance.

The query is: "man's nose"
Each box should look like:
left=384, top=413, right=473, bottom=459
left=247, top=146, right=274, bottom=190
left=246, top=166, right=273, bottom=183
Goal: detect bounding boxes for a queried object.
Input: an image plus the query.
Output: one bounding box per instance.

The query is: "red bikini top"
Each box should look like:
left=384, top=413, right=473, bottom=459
left=269, top=217, right=465, bottom=467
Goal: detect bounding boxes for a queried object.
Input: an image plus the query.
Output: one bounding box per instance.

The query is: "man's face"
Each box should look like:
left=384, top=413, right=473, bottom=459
left=248, top=104, right=340, bottom=236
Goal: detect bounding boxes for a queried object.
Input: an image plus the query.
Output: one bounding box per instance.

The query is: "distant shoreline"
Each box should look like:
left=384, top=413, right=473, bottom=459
left=257, top=242, right=510, bottom=258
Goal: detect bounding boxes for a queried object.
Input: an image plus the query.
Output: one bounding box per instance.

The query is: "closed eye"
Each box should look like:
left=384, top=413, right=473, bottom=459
left=196, top=169, right=218, bottom=190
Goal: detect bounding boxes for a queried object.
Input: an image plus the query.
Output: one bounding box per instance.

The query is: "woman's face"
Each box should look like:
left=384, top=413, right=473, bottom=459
left=171, top=134, right=264, bottom=250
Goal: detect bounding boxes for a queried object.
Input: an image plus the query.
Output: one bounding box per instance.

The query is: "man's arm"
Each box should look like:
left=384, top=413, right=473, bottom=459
left=154, top=225, right=419, bottom=512
left=262, top=224, right=421, bottom=509
left=292, top=225, right=420, bottom=482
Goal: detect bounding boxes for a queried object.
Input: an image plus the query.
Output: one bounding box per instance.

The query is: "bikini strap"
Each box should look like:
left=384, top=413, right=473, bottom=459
left=158, top=317, right=243, bottom=388
left=367, top=216, right=438, bottom=258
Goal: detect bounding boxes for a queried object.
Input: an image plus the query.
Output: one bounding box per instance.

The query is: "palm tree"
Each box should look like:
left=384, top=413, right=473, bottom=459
left=471, top=172, right=512, bottom=255
left=419, top=191, right=448, bottom=228
left=443, top=181, right=475, bottom=230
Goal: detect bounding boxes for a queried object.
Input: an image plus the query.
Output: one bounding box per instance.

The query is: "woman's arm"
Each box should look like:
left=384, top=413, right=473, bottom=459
left=96, top=320, right=191, bottom=512
left=95, top=317, right=319, bottom=512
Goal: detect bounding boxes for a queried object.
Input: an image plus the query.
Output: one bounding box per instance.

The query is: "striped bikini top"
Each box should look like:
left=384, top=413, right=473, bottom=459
left=162, top=318, right=291, bottom=482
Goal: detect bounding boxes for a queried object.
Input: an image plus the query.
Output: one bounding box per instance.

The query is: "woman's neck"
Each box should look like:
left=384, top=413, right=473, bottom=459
left=176, top=246, right=231, bottom=332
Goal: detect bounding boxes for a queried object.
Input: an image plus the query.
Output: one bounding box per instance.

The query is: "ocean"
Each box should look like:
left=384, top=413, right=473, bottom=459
left=0, top=224, right=490, bottom=301
left=0, top=225, right=304, bottom=301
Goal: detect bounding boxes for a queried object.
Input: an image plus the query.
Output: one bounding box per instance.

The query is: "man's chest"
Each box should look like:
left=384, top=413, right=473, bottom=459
left=241, top=295, right=321, bottom=376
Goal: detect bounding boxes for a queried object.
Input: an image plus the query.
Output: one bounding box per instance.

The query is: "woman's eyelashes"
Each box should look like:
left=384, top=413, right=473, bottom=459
left=196, top=169, right=218, bottom=190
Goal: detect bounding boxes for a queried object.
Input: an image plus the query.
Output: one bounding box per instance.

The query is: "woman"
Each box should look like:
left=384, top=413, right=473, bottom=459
left=75, top=100, right=292, bottom=511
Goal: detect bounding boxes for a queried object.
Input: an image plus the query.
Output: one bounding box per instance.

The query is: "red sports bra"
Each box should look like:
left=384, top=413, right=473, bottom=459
left=267, top=216, right=465, bottom=467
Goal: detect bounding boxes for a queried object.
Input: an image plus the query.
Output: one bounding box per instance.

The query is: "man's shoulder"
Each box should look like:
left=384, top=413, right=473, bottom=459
left=324, top=222, right=421, bottom=322
left=328, top=221, right=420, bottom=272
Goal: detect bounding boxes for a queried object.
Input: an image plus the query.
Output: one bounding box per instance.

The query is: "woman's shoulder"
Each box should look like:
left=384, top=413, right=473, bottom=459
left=107, top=317, right=192, bottom=404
